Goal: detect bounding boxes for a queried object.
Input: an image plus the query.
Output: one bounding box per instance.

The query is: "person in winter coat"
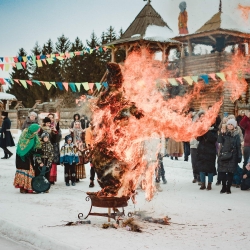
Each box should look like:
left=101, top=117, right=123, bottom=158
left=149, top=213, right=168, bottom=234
left=239, top=112, right=250, bottom=170
left=60, top=135, right=79, bottom=186
left=236, top=110, right=245, bottom=135
left=85, top=122, right=95, bottom=187
left=217, top=119, right=242, bottom=194
left=190, top=138, right=199, bottom=183
left=0, top=111, right=15, bottom=159
left=70, top=120, right=86, bottom=182
left=196, top=124, right=218, bottom=191
left=80, top=115, right=90, bottom=130
left=21, top=111, right=39, bottom=130
left=13, top=124, right=41, bottom=193
left=47, top=113, right=61, bottom=185
left=70, top=113, right=81, bottom=128
left=35, top=132, right=54, bottom=184
left=167, top=138, right=183, bottom=160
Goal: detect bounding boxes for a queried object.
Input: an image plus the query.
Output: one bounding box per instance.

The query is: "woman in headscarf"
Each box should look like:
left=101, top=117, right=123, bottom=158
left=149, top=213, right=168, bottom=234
left=13, top=124, right=41, bottom=193
left=69, top=120, right=86, bottom=182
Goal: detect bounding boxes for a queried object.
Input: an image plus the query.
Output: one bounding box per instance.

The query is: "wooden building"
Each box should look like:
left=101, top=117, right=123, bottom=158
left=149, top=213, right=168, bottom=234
left=105, top=0, right=250, bottom=117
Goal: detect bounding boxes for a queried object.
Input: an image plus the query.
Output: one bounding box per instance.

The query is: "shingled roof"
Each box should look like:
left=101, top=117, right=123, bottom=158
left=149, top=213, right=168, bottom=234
left=121, top=1, right=172, bottom=39
left=195, top=11, right=250, bottom=34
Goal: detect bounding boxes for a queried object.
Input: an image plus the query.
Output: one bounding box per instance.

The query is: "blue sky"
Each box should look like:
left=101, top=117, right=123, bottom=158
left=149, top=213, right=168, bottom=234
left=0, top=0, right=249, bottom=79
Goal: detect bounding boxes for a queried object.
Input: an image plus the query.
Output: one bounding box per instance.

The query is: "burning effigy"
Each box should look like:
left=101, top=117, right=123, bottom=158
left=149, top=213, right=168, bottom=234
left=89, top=48, right=247, bottom=201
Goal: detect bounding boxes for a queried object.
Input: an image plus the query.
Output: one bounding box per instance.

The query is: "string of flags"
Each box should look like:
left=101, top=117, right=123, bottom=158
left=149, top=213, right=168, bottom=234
left=0, top=46, right=110, bottom=71
left=0, top=71, right=246, bottom=91
left=156, top=72, right=227, bottom=86
left=0, top=78, right=108, bottom=92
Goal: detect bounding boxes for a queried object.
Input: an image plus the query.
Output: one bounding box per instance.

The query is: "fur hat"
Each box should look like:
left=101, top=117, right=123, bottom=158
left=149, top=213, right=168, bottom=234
left=65, top=134, right=73, bottom=142
left=1, top=111, right=8, bottom=117
left=41, top=132, right=50, bottom=140
left=226, top=119, right=237, bottom=128
left=29, top=111, right=37, bottom=118
left=43, top=117, right=51, bottom=124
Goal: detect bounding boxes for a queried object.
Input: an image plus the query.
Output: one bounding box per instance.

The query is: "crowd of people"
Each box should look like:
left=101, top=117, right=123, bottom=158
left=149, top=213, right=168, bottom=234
left=0, top=108, right=250, bottom=194
left=160, top=108, right=250, bottom=193
left=0, top=111, right=93, bottom=193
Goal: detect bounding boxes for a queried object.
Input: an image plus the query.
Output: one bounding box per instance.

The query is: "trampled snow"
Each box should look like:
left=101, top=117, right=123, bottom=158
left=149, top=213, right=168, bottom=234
left=0, top=131, right=249, bottom=250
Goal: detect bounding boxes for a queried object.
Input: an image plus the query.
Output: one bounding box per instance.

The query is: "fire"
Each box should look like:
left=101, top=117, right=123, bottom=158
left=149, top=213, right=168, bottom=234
left=89, top=49, right=247, bottom=201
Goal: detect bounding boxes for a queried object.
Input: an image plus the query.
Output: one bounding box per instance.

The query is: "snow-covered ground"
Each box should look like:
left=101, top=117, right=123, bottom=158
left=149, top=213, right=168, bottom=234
left=0, top=131, right=250, bottom=250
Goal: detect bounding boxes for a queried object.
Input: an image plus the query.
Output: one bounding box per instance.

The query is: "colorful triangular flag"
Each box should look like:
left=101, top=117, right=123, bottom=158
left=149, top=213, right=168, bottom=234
left=19, top=80, right=28, bottom=89
left=75, top=83, right=82, bottom=92
left=63, top=82, right=69, bottom=91
left=183, top=76, right=193, bottom=85
left=82, top=82, right=89, bottom=90
left=216, top=72, right=226, bottom=81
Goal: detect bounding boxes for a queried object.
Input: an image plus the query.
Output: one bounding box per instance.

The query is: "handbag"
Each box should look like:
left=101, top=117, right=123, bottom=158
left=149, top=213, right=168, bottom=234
left=219, top=151, right=233, bottom=161
left=31, top=166, right=51, bottom=193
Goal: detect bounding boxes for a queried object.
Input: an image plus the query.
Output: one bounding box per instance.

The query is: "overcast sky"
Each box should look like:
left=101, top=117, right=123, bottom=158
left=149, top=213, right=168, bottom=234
left=0, top=0, right=249, bottom=79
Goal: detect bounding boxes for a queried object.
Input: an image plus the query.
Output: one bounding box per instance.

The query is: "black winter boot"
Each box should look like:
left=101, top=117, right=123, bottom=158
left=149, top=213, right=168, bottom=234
left=220, top=185, right=226, bottom=193
left=226, top=185, right=231, bottom=194
left=162, top=176, right=167, bottom=184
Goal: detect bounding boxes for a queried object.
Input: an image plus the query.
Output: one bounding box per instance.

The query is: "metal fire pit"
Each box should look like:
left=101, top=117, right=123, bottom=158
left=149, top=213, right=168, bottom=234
left=78, top=192, right=130, bottom=221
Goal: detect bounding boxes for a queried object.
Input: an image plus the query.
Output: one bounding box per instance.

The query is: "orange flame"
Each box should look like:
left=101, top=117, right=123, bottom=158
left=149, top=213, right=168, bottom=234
left=91, top=49, right=248, bottom=201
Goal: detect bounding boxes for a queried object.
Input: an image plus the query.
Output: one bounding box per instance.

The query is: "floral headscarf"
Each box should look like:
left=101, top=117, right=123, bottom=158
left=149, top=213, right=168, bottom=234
left=16, top=124, right=41, bottom=161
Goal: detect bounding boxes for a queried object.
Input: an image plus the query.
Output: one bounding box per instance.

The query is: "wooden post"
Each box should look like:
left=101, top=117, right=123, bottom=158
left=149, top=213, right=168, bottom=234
left=111, top=48, right=115, bottom=62
left=188, top=40, right=193, bottom=56
left=161, top=44, right=166, bottom=62
left=108, top=208, right=111, bottom=222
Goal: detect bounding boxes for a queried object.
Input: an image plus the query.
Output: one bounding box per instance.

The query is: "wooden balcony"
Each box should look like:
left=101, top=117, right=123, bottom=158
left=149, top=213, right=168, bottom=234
left=167, top=52, right=250, bottom=79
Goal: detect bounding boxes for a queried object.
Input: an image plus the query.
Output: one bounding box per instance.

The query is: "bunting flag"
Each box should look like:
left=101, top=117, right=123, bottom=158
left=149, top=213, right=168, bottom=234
left=191, top=76, right=199, bottom=83
left=0, top=64, right=4, bottom=70
left=168, top=78, right=178, bottom=86
left=16, top=62, right=23, bottom=70
left=32, top=80, right=41, bottom=86
left=82, top=82, right=89, bottom=90
left=200, top=74, right=209, bottom=84
left=50, top=82, right=57, bottom=88
left=216, top=72, right=226, bottom=81
left=44, top=82, right=52, bottom=90
left=208, top=73, right=217, bottom=81
left=36, top=60, right=42, bottom=67
left=95, top=82, right=102, bottom=91
left=56, top=82, right=63, bottom=90
left=102, top=82, right=108, bottom=89
left=63, top=82, right=69, bottom=91
left=4, top=64, right=10, bottom=71
left=69, top=82, right=76, bottom=92
left=19, top=80, right=28, bottom=89
left=88, top=83, right=94, bottom=90
left=26, top=80, right=32, bottom=86
left=0, top=78, right=5, bottom=84
left=183, top=76, right=193, bottom=85
left=75, top=83, right=82, bottom=92
left=176, top=77, right=183, bottom=85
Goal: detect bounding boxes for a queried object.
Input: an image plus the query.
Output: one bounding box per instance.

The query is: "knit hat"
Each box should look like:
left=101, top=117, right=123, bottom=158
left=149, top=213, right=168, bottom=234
left=29, top=111, right=37, bottom=118
left=41, top=132, right=49, bottom=140
left=65, top=134, right=72, bottom=142
left=43, top=117, right=51, bottom=124
left=1, top=111, right=8, bottom=117
left=226, top=119, right=237, bottom=128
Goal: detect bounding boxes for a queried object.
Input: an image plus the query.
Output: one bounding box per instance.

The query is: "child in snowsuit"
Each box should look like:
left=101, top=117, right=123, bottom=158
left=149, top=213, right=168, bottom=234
left=60, top=135, right=79, bottom=186
left=35, top=132, right=54, bottom=182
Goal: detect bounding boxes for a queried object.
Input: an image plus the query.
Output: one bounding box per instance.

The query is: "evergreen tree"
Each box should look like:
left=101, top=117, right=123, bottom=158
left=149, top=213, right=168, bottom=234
left=55, top=34, right=71, bottom=53
left=7, top=48, right=33, bottom=107
left=119, top=28, right=124, bottom=39
left=105, top=26, right=117, bottom=43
